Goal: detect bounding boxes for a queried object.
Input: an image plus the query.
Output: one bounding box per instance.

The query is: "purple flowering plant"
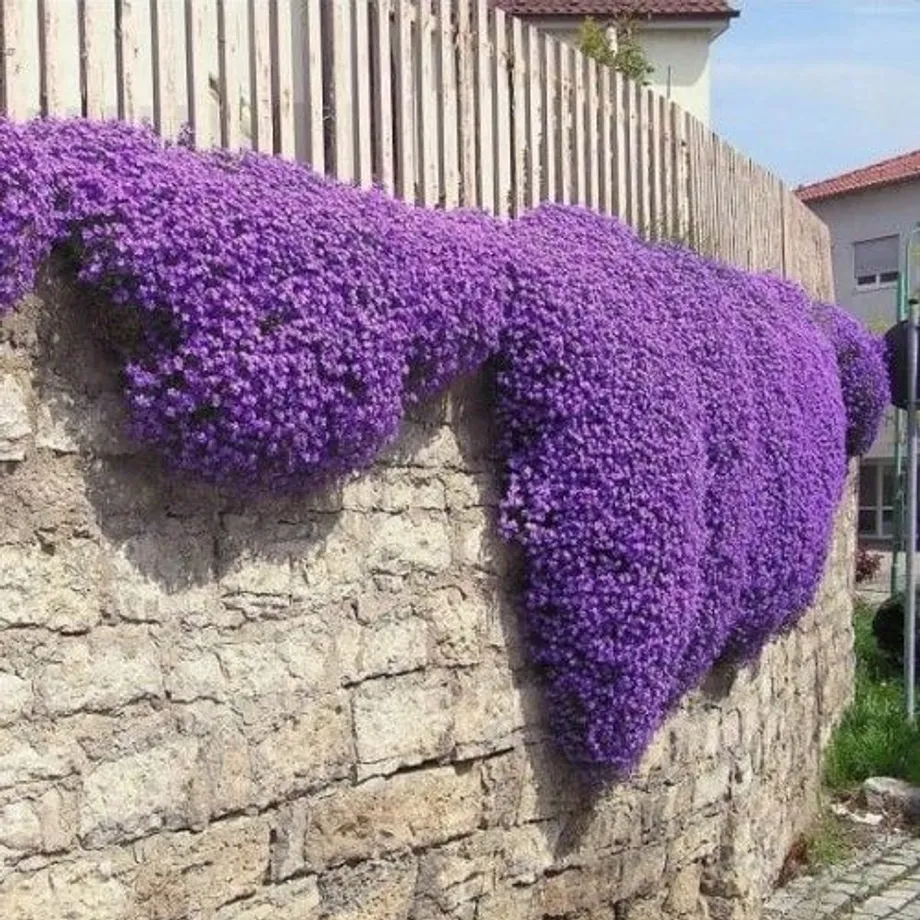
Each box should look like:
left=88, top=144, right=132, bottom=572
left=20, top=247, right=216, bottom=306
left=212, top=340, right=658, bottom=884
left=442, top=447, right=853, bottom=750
left=0, top=118, right=889, bottom=771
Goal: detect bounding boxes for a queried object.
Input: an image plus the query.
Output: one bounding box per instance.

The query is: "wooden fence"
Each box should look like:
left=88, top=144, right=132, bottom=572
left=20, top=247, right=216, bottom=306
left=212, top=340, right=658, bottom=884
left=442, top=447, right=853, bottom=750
left=0, top=0, right=833, bottom=299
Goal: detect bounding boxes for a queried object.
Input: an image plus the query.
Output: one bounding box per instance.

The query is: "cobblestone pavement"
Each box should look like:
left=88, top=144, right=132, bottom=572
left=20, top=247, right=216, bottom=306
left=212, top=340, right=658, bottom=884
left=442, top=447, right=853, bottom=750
left=765, top=835, right=920, bottom=919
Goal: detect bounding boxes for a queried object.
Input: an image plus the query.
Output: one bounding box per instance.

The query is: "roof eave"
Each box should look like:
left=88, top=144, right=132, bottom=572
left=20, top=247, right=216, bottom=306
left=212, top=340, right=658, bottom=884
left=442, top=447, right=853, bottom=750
left=798, top=175, right=920, bottom=205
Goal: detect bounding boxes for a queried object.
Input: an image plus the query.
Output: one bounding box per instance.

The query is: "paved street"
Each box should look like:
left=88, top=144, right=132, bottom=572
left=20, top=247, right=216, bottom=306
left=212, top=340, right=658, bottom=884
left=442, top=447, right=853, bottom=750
left=765, top=836, right=920, bottom=919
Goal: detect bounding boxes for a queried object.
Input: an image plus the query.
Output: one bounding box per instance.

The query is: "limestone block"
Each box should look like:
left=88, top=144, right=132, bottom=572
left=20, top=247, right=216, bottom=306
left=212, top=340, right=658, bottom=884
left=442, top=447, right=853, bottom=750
left=352, top=671, right=455, bottom=776
left=295, top=764, right=481, bottom=870
left=450, top=508, right=508, bottom=574
left=0, top=541, right=101, bottom=633
left=35, top=628, right=163, bottom=716
left=475, top=885, right=538, bottom=920
left=0, top=733, right=77, bottom=789
left=0, top=672, right=31, bottom=725
left=79, top=739, right=199, bottom=846
left=0, top=851, right=134, bottom=920
left=692, top=764, right=732, bottom=811
left=537, top=859, right=623, bottom=917
left=133, top=816, right=271, bottom=918
left=0, top=800, right=42, bottom=851
left=251, top=696, right=352, bottom=805
left=342, top=468, right=446, bottom=512
left=214, top=877, right=321, bottom=920
left=216, top=617, right=334, bottom=700
left=337, top=614, right=429, bottom=684
left=189, top=718, right=254, bottom=821
left=453, top=662, right=525, bottom=757
left=36, top=392, right=134, bottom=456
left=424, top=585, right=488, bottom=668
left=0, top=376, right=30, bottom=461
left=320, top=858, right=419, bottom=920
left=665, top=862, right=705, bottom=915
left=497, top=824, right=558, bottom=884
left=37, top=786, right=77, bottom=852
left=100, top=540, right=219, bottom=626
left=366, top=511, right=452, bottom=576
left=166, top=648, right=226, bottom=703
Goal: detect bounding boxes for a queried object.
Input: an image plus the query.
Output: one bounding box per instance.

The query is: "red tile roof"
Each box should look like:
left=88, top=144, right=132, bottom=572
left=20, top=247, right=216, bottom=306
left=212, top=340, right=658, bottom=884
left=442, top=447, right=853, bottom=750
left=492, top=1, right=738, bottom=18
left=797, top=149, right=920, bottom=203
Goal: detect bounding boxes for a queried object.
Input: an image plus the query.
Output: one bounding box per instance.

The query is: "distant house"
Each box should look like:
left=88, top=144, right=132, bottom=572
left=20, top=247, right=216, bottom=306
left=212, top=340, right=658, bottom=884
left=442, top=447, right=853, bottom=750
left=799, top=150, right=920, bottom=544
left=491, top=1, right=739, bottom=125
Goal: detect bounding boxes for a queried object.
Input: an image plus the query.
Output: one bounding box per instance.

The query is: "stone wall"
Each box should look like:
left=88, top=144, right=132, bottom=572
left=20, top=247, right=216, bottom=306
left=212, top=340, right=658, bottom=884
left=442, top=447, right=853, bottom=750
left=0, top=276, right=857, bottom=920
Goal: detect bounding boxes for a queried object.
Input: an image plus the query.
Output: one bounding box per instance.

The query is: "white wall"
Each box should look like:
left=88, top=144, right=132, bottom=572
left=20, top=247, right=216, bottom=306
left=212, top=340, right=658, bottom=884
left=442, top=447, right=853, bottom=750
left=808, top=181, right=920, bottom=460
left=640, top=27, right=713, bottom=125
left=514, top=16, right=727, bottom=125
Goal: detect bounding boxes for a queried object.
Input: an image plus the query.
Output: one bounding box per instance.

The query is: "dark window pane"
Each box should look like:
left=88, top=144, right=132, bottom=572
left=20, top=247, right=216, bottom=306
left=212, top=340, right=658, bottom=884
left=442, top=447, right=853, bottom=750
left=883, top=464, right=896, bottom=505
left=859, top=509, right=877, bottom=534
left=859, top=464, right=877, bottom=505
left=854, top=235, right=899, bottom=277
left=882, top=509, right=894, bottom=536
left=880, top=271, right=900, bottom=284
left=856, top=274, right=877, bottom=286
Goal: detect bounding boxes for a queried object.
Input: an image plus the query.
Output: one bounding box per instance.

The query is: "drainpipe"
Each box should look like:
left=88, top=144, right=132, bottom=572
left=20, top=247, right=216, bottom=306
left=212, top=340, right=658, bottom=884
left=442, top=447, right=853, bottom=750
left=892, top=272, right=907, bottom=596
left=904, top=223, right=920, bottom=724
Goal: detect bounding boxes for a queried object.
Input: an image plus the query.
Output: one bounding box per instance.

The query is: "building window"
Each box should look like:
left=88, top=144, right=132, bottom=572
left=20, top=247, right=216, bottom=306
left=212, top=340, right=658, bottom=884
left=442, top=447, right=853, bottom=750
left=859, top=460, right=897, bottom=539
left=854, top=235, right=900, bottom=288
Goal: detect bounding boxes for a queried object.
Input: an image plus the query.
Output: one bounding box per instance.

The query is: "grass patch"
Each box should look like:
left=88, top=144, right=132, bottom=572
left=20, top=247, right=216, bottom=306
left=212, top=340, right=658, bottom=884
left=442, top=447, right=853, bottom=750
left=824, top=601, right=920, bottom=791
left=779, top=808, right=863, bottom=884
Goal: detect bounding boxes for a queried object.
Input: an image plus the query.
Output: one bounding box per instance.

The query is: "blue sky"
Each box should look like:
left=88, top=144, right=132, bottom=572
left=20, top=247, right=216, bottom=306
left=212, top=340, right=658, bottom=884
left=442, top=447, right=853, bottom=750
left=711, top=0, right=920, bottom=187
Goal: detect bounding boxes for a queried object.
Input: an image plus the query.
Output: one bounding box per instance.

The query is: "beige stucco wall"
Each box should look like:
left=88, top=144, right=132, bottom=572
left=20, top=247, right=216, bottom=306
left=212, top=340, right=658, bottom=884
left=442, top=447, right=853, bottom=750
left=0, top=273, right=857, bottom=920
left=638, top=26, right=714, bottom=125
left=807, top=180, right=920, bottom=460
left=513, top=17, right=725, bottom=125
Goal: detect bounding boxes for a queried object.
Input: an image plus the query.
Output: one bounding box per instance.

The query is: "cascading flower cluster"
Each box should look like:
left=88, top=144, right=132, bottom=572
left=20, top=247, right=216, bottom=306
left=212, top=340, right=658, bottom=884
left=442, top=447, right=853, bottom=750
left=811, top=303, right=889, bottom=457
left=0, top=117, right=889, bottom=771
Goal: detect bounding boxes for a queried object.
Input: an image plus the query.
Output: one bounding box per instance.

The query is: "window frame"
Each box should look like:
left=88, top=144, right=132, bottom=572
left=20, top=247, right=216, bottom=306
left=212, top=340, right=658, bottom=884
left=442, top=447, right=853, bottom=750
left=853, top=235, right=900, bottom=291
left=858, top=460, right=898, bottom=539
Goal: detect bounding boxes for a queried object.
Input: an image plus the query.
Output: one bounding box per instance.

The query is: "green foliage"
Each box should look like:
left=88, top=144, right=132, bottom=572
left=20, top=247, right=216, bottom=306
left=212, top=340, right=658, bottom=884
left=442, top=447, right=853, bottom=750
left=824, top=601, right=920, bottom=790
left=576, top=17, right=654, bottom=85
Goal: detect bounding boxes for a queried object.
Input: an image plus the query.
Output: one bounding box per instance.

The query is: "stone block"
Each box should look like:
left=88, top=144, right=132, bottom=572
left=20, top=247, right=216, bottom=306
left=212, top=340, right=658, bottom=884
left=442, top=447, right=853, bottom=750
left=36, top=628, right=163, bottom=716
left=213, top=877, right=321, bottom=920
left=693, top=763, right=732, bottom=811
left=414, top=833, right=504, bottom=914
left=0, top=733, right=77, bottom=789
left=215, top=616, right=334, bottom=700
left=166, top=647, right=226, bottom=703
left=0, top=541, right=102, bottom=633
left=337, top=614, right=429, bottom=684
left=453, top=663, right=525, bottom=757
left=665, top=862, right=704, bottom=915
left=366, top=511, right=451, bottom=576
left=133, top=816, right=271, bottom=918
left=320, top=857, right=419, bottom=920
left=425, top=585, right=488, bottom=667
left=352, top=671, right=455, bottom=776
left=0, top=376, right=30, bottom=461
left=296, top=764, right=481, bottom=870
left=252, top=695, right=352, bottom=805
left=342, top=468, right=446, bottom=512
left=0, top=850, right=134, bottom=920
left=79, top=739, right=199, bottom=846
left=0, top=672, right=31, bottom=725
left=0, top=800, right=42, bottom=851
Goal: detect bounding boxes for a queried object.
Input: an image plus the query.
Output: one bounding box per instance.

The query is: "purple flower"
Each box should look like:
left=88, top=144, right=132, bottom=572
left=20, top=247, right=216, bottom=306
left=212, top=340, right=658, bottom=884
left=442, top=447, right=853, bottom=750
left=0, top=119, right=889, bottom=771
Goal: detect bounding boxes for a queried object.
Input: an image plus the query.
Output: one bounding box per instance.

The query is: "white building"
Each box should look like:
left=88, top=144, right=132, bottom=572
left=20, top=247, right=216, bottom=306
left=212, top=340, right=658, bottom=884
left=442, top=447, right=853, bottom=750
left=492, top=0, right=739, bottom=125
left=799, top=151, right=920, bottom=544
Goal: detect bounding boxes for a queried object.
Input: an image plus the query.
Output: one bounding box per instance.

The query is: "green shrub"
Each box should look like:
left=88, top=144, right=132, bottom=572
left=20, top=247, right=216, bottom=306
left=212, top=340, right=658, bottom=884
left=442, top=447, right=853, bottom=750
left=824, top=602, right=920, bottom=790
